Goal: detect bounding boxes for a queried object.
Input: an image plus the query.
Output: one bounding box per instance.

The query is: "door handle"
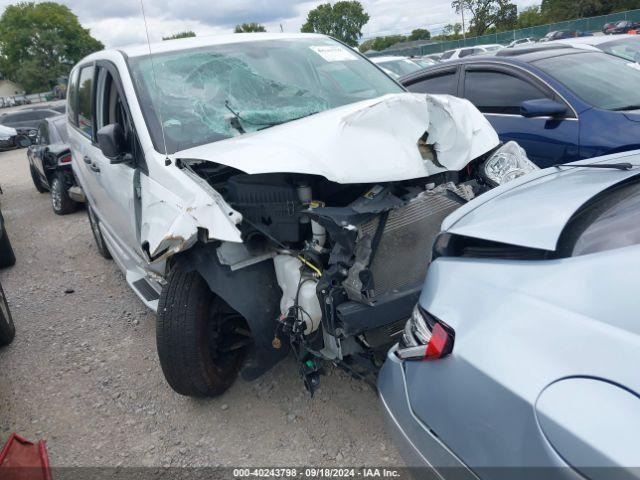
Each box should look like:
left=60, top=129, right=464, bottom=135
left=83, top=155, right=92, bottom=165
left=89, top=163, right=101, bottom=173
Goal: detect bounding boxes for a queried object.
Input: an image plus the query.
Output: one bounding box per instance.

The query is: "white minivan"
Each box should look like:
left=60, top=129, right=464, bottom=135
left=67, top=33, right=533, bottom=397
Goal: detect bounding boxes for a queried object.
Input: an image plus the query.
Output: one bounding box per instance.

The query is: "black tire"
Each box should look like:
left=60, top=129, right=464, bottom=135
left=0, top=282, right=15, bottom=346
left=51, top=172, right=78, bottom=215
left=156, top=265, right=251, bottom=397
left=30, top=165, right=47, bottom=193
left=0, top=220, right=16, bottom=268
left=86, top=204, right=112, bottom=259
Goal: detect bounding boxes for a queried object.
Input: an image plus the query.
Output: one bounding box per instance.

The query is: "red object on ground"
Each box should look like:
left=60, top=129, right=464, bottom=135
left=0, top=433, right=51, bottom=480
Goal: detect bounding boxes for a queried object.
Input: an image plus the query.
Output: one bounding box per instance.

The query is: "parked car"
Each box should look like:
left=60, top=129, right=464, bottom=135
left=602, top=21, right=618, bottom=33
left=0, top=188, right=15, bottom=268
left=539, top=30, right=581, bottom=42
left=371, top=56, right=427, bottom=78
left=0, top=125, right=30, bottom=151
left=27, top=115, right=82, bottom=215
left=421, top=53, right=442, bottom=62
left=0, top=109, right=60, bottom=146
left=0, top=280, right=15, bottom=346
left=439, top=44, right=503, bottom=61
left=555, top=34, right=640, bottom=62
left=507, top=37, right=536, bottom=47
left=401, top=45, right=640, bottom=168
left=379, top=153, right=640, bottom=476
left=605, top=20, right=640, bottom=35
left=67, top=33, right=535, bottom=397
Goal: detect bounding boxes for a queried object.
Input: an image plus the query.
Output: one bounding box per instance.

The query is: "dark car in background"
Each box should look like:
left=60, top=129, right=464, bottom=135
left=605, top=20, right=640, bottom=34
left=602, top=21, right=618, bottom=33
left=0, top=108, right=60, bottom=146
left=401, top=45, right=640, bottom=168
left=27, top=115, right=82, bottom=215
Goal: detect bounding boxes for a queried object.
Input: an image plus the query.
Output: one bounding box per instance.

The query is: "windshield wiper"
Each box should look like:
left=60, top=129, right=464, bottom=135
left=225, top=100, right=319, bottom=132
left=553, top=162, right=635, bottom=171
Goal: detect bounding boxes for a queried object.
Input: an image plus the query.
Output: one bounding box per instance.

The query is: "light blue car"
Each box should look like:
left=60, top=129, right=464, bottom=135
left=378, top=151, right=640, bottom=479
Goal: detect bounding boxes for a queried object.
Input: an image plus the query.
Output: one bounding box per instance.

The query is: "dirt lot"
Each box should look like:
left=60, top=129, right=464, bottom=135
left=0, top=147, right=401, bottom=467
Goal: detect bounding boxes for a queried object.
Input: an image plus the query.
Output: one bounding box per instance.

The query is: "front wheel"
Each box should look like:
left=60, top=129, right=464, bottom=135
left=51, top=173, right=78, bottom=215
left=156, top=265, right=251, bottom=397
left=0, top=282, right=15, bottom=346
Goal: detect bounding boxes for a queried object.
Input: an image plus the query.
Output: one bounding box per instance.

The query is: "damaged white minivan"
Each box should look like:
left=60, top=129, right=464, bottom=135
left=68, top=33, right=536, bottom=396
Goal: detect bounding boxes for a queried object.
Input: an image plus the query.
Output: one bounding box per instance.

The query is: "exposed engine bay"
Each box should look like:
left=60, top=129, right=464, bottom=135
left=189, top=160, right=488, bottom=393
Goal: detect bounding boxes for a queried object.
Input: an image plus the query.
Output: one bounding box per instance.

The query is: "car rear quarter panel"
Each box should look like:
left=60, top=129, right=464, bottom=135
left=403, top=245, right=640, bottom=469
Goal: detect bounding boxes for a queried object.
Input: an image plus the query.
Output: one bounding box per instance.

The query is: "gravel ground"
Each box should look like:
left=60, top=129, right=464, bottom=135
left=0, top=147, right=402, bottom=468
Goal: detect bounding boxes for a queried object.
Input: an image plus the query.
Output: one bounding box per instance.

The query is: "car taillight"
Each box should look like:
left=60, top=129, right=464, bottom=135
left=396, top=305, right=454, bottom=361
left=58, top=153, right=72, bottom=164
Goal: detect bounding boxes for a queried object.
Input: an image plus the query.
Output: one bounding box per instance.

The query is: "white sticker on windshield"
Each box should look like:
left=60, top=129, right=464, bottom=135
left=310, top=45, right=357, bottom=62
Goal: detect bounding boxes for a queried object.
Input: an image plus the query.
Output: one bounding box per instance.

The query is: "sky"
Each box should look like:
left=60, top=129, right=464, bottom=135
left=0, top=0, right=540, bottom=48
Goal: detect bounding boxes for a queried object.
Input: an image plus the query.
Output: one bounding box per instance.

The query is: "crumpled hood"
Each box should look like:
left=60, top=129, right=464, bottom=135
left=174, top=93, right=499, bottom=184
left=443, top=151, right=640, bottom=251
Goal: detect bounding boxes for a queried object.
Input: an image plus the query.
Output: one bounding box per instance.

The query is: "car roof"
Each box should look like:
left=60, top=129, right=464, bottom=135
left=398, top=45, right=591, bottom=83
left=552, top=34, right=637, bottom=47
left=86, top=33, right=329, bottom=60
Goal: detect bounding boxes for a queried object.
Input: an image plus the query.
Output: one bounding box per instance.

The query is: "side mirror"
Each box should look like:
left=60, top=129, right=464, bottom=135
left=520, top=98, right=567, bottom=118
left=97, top=124, right=130, bottom=164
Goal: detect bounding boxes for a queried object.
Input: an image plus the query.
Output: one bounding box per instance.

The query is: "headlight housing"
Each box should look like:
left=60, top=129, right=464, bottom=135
left=482, top=141, right=538, bottom=186
left=28, top=129, right=37, bottom=137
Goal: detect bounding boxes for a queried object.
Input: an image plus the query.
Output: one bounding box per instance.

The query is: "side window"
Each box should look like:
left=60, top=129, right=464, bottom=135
left=67, top=68, right=79, bottom=126
left=77, top=66, right=94, bottom=138
left=406, top=71, right=458, bottom=96
left=440, top=50, right=454, bottom=60
left=464, top=70, right=548, bottom=114
left=459, top=48, right=475, bottom=58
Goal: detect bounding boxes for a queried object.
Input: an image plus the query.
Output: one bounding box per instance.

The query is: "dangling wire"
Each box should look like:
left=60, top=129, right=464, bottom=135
left=140, top=0, right=170, bottom=161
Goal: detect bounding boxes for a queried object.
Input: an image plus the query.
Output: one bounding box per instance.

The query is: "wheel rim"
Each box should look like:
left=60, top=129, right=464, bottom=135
left=51, top=179, right=63, bottom=211
left=207, top=298, right=252, bottom=372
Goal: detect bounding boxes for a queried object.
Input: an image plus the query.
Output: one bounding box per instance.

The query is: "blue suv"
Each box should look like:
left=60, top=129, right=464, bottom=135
left=400, top=45, right=640, bottom=168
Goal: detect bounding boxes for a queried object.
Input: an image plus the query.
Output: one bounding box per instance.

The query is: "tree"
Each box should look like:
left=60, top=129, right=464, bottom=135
left=234, top=23, right=267, bottom=33
left=301, top=1, right=370, bottom=47
left=0, top=2, right=103, bottom=92
left=163, top=31, right=196, bottom=41
left=408, top=28, right=431, bottom=41
left=451, top=0, right=517, bottom=36
left=516, top=5, right=544, bottom=28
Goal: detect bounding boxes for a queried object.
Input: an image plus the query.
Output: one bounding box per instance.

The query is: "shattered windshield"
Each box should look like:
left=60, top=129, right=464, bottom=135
left=128, top=37, right=403, bottom=154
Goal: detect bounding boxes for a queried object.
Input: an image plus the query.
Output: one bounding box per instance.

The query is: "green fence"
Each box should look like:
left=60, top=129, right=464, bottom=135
left=368, top=8, right=640, bottom=57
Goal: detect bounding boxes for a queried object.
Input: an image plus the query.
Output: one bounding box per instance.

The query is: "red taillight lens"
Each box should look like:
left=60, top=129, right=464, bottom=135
left=396, top=305, right=454, bottom=361
left=58, top=154, right=72, bottom=164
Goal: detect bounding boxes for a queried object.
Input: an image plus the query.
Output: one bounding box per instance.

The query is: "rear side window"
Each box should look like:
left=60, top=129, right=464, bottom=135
left=406, top=70, right=458, bottom=95
left=440, top=50, right=455, bottom=60
left=77, top=66, right=94, bottom=138
left=67, top=68, right=79, bottom=126
left=464, top=70, right=548, bottom=114
left=561, top=180, right=640, bottom=257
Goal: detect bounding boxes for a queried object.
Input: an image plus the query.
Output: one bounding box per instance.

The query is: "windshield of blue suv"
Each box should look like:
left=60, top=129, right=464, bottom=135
left=128, top=38, right=403, bottom=154
left=535, top=52, right=640, bottom=111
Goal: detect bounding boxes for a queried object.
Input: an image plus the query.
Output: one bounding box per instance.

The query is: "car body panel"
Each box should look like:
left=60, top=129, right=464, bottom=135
left=401, top=242, right=640, bottom=469
left=447, top=162, right=640, bottom=251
